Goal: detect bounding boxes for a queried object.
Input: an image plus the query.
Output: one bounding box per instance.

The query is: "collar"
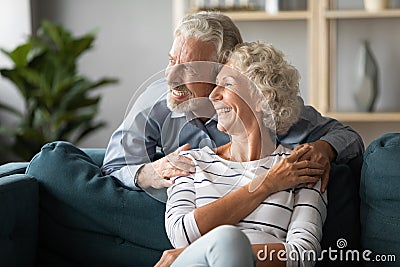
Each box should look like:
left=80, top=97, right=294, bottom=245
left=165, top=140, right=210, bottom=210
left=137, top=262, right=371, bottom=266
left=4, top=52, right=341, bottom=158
left=170, top=110, right=218, bottom=125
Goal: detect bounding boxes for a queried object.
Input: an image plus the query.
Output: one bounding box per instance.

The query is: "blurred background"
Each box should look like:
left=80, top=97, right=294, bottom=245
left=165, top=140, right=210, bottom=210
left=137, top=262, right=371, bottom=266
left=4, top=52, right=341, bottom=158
left=1, top=0, right=399, bottom=163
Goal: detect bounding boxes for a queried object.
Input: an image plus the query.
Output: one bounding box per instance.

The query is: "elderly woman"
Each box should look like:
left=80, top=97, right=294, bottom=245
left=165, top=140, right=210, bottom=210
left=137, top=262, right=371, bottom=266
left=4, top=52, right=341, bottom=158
left=155, top=42, right=327, bottom=267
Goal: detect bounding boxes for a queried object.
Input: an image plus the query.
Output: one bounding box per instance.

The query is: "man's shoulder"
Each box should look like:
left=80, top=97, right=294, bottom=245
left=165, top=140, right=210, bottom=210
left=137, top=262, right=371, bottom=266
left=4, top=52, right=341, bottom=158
left=141, top=99, right=172, bottom=123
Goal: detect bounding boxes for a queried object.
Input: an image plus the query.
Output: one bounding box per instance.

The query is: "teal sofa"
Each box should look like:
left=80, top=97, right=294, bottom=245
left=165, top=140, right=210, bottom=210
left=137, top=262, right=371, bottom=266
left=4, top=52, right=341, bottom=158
left=360, top=133, right=400, bottom=266
left=0, top=133, right=398, bottom=266
left=0, top=144, right=171, bottom=267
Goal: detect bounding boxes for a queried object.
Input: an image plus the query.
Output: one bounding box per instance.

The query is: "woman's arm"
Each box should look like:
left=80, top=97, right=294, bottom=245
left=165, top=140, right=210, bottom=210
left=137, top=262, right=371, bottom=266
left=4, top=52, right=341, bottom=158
left=194, top=146, right=324, bottom=235
left=250, top=180, right=327, bottom=267
left=165, top=146, right=324, bottom=247
left=284, top=179, right=327, bottom=267
left=165, top=174, right=200, bottom=248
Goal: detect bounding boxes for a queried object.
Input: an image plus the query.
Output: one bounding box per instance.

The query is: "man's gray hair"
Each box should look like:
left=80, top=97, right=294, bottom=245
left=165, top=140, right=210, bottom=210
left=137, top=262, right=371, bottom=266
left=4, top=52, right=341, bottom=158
left=175, top=11, right=243, bottom=63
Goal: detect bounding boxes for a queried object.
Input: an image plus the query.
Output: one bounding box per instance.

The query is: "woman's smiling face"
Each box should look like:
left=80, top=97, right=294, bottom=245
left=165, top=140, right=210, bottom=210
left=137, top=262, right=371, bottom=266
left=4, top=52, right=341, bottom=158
left=210, top=62, right=263, bottom=136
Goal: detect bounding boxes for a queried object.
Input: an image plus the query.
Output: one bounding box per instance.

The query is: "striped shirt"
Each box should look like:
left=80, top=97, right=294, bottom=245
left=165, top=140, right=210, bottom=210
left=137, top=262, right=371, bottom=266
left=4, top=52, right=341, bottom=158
left=165, top=145, right=327, bottom=267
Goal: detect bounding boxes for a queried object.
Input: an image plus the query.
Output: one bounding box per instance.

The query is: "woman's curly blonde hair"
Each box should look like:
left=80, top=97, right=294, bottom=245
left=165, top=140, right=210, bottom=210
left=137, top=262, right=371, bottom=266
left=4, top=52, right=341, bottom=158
left=227, top=42, right=301, bottom=135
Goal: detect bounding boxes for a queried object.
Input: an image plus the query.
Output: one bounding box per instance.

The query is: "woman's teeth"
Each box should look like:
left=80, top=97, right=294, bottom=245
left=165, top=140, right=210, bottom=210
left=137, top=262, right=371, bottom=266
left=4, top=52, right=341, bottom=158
left=216, top=107, right=232, bottom=113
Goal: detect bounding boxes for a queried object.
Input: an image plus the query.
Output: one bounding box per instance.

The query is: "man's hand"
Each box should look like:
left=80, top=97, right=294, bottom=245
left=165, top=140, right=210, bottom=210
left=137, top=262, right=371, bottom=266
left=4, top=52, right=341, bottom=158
left=136, top=144, right=195, bottom=189
left=294, top=140, right=337, bottom=192
left=154, top=247, right=186, bottom=267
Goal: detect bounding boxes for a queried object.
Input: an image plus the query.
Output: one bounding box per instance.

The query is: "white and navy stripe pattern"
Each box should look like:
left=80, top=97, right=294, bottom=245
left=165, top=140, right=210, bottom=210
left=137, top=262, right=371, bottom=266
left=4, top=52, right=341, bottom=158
left=165, top=145, right=327, bottom=267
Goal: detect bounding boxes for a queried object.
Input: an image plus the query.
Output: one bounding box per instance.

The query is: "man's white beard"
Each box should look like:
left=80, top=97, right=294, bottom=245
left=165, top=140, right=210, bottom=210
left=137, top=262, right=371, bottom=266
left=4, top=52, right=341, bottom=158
left=166, top=92, right=196, bottom=113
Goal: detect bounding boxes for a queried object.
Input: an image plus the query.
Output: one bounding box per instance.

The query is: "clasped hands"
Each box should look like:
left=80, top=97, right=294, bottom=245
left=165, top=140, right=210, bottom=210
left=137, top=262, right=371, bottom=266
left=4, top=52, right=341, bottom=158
left=249, top=142, right=332, bottom=194
left=137, top=141, right=334, bottom=192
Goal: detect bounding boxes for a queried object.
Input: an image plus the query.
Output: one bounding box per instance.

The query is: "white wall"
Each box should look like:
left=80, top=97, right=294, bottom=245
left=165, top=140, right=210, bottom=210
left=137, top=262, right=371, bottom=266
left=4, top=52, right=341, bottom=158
left=0, top=0, right=31, bottom=122
left=0, top=0, right=31, bottom=162
left=34, top=0, right=173, bottom=148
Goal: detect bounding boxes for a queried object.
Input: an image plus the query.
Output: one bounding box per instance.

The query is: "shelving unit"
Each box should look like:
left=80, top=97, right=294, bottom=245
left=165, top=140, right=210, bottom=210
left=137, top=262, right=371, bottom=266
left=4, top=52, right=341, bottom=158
left=325, top=9, right=400, bottom=19
left=318, top=0, right=400, bottom=121
left=221, top=11, right=310, bottom=21
left=173, top=0, right=400, bottom=122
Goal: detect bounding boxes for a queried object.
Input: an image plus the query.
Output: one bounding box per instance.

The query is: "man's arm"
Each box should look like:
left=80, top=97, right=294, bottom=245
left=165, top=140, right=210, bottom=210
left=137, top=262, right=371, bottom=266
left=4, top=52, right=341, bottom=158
left=278, top=98, right=364, bottom=163
left=101, top=109, right=159, bottom=189
left=102, top=101, right=194, bottom=190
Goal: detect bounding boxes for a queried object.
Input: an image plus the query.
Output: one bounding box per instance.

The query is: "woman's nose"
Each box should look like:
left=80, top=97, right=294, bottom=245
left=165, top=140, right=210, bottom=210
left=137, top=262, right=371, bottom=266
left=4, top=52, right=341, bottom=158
left=209, top=85, right=223, bottom=101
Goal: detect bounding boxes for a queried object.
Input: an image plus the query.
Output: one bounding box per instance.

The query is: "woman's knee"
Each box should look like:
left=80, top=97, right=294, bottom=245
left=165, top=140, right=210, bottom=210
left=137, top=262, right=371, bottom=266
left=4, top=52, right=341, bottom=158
left=208, top=225, right=251, bottom=250
left=205, top=225, right=255, bottom=266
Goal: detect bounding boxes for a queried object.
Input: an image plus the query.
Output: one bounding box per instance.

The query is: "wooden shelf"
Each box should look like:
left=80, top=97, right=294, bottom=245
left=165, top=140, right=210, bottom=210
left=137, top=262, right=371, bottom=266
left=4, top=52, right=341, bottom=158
left=325, top=112, right=400, bottom=122
left=325, top=9, right=400, bottom=19
left=223, top=11, right=310, bottom=21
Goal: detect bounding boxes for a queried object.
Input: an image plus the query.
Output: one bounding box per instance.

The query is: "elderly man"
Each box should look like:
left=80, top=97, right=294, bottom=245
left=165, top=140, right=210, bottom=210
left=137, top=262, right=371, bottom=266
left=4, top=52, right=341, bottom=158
left=101, top=11, right=363, bottom=194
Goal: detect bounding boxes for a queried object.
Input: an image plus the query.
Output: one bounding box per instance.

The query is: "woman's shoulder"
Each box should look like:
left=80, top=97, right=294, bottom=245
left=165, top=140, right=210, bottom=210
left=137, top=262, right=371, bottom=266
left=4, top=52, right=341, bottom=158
left=271, top=144, right=293, bottom=157
left=180, top=146, right=218, bottom=162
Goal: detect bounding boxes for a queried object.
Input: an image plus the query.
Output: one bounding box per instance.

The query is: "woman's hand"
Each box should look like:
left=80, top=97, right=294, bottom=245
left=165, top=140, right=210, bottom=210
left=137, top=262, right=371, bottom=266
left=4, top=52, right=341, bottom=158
left=249, top=146, right=325, bottom=193
left=154, top=247, right=186, bottom=267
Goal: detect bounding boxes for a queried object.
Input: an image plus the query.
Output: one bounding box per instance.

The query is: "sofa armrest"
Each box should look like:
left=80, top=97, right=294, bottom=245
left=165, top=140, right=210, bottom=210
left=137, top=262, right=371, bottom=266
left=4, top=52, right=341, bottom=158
left=0, top=174, right=39, bottom=267
left=81, top=148, right=106, bottom=167
left=0, top=162, right=29, bottom=178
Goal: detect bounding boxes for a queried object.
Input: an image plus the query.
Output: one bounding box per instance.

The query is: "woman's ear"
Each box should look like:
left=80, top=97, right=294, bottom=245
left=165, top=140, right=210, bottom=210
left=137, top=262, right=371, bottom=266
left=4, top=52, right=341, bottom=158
left=255, top=99, right=263, bottom=113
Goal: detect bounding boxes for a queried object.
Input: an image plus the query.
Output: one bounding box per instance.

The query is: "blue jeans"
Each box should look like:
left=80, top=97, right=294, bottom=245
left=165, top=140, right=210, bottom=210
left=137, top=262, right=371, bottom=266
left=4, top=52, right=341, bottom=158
left=172, top=225, right=256, bottom=267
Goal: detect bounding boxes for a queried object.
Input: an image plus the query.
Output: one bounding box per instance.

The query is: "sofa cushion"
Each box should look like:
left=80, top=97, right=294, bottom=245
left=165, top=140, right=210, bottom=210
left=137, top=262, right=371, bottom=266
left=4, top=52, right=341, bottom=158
left=0, top=174, right=38, bottom=267
left=26, top=141, right=172, bottom=267
left=360, top=133, right=400, bottom=266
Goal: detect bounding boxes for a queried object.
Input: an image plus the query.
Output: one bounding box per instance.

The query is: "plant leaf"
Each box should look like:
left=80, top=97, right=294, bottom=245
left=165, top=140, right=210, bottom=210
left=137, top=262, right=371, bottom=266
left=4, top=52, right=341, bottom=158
left=88, top=78, right=118, bottom=91
left=0, top=102, right=23, bottom=118
left=0, top=42, right=33, bottom=67
left=67, top=35, right=95, bottom=59
left=0, top=125, right=18, bottom=136
left=39, top=20, right=70, bottom=51
left=0, top=68, right=30, bottom=99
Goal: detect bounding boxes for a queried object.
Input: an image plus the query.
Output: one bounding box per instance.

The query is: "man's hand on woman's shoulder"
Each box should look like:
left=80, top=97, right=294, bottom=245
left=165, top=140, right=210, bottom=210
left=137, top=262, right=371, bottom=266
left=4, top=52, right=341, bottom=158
left=294, top=140, right=337, bottom=193
left=136, top=144, right=195, bottom=189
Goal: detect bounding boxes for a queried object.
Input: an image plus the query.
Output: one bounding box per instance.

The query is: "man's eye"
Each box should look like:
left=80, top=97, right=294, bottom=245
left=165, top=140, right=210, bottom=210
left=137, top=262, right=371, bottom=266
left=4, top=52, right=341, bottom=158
left=224, top=83, right=232, bottom=87
left=168, top=58, right=175, bottom=64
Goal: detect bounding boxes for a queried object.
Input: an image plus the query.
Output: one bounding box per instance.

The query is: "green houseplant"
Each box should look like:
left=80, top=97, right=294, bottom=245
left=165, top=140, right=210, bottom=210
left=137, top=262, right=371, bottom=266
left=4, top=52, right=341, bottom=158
left=0, top=20, right=117, bottom=161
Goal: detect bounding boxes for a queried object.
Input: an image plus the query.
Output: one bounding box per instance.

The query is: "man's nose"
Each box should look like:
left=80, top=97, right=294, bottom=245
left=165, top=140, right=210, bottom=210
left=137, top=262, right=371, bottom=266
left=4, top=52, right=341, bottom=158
left=165, top=64, right=184, bottom=85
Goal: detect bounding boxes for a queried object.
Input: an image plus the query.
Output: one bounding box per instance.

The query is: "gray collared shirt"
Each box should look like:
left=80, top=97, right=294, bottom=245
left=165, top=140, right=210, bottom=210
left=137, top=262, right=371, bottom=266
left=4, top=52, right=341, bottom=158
left=101, top=78, right=364, bottom=189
